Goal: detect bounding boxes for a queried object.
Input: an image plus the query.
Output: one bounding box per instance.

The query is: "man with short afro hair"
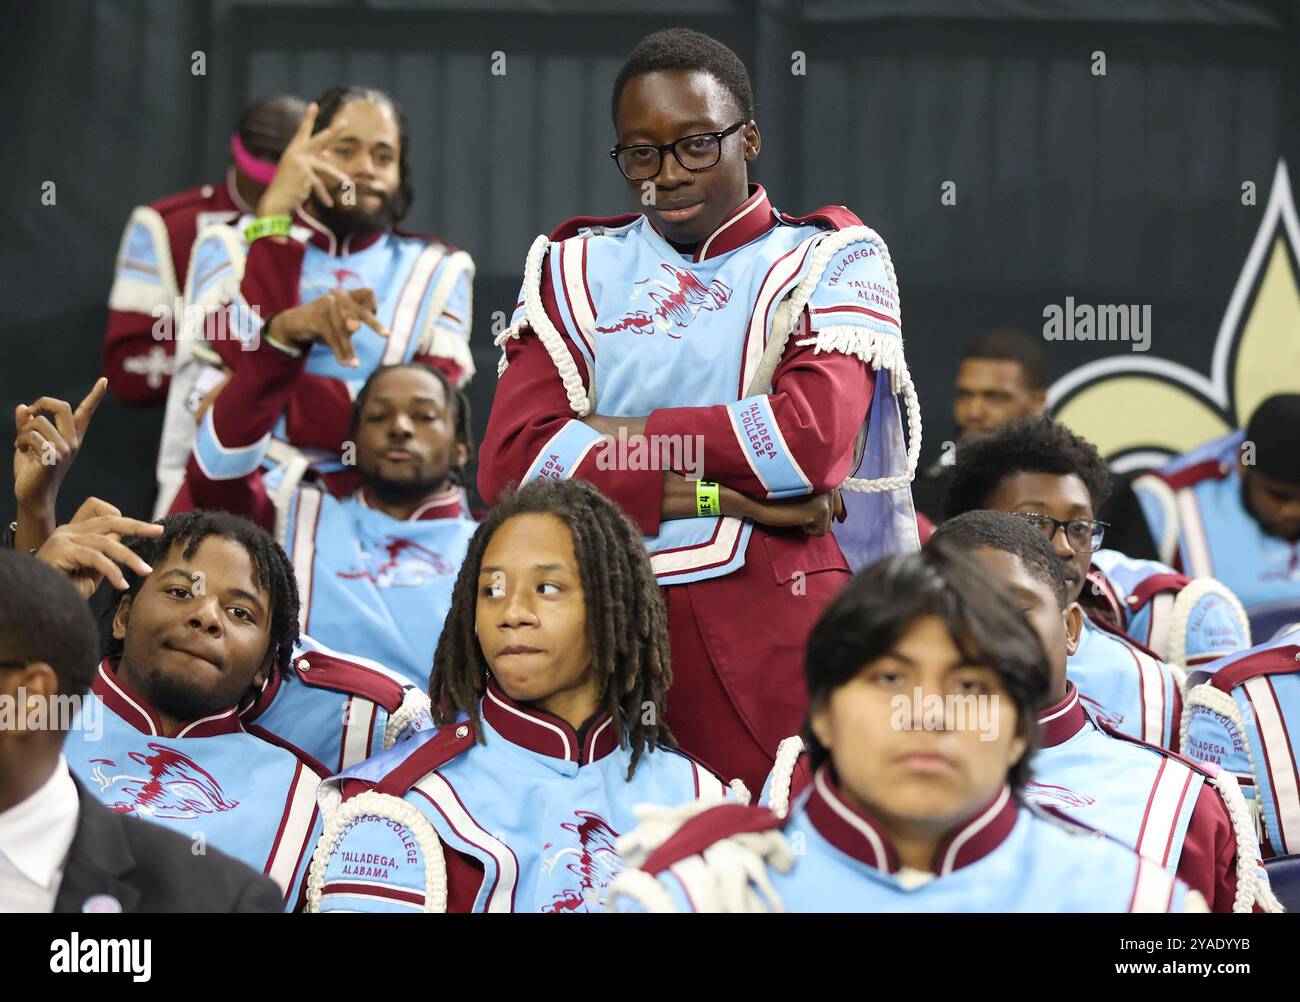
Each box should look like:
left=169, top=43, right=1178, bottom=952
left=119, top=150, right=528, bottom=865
left=942, top=415, right=1187, bottom=749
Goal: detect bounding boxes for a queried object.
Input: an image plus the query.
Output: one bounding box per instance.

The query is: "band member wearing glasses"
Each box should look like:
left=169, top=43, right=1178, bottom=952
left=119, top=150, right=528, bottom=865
left=942, top=416, right=1249, bottom=750
left=477, top=28, right=920, bottom=795
left=606, top=545, right=1206, bottom=913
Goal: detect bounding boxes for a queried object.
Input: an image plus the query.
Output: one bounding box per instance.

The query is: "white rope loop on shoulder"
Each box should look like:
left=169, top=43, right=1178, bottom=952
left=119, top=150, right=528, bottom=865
left=305, top=788, right=447, bottom=913
left=767, top=735, right=805, bottom=818
left=384, top=688, right=434, bottom=750
left=1168, top=576, right=1252, bottom=669
left=495, top=235, right=591, bottom=416
left=1181, top=681, right=1258, bottom=781
left=783, top=225, right=917, bottom=494
left=1204, top=765, right=1284, bottom=912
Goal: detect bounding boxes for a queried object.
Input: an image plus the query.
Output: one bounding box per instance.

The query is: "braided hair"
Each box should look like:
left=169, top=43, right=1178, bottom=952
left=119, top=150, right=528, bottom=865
left=100, top=510, right=301, bottom=679
left=350, top=362, right=473, bottom=488
left=431, top=479, right=673, bottom=778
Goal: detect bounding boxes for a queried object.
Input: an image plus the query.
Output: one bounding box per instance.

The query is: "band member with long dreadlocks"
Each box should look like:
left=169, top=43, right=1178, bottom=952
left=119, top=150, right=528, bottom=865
left=479, top=28, right=919, bottom=795
left=607, top=544, right=1206, bottom=913
left=183, top=360, right=478, bottom=691
left=306, top=479, right=738, bottom=914
left=102, top=94, right=307, bottom=407
left=157, top=84, right=475, bottom=518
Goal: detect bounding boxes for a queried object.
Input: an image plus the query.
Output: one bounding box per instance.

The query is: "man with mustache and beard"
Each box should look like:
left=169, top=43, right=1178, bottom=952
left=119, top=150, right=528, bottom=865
left=58, top=510, right=327, bottom=910
left=159, top=85, right=475, bottom=519
left=184, top=361, right=478, bottom=692
left=102, top=94, right=307, bottom=409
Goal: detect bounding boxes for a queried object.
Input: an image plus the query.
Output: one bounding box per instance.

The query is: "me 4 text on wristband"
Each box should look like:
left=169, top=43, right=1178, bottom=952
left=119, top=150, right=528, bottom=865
left=245, top=215, right=293, bottom=244
left=695, top=481, right=721, bottom=517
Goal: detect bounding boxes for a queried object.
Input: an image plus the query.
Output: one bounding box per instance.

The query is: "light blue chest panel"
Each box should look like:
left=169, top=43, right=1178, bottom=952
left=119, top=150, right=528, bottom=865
left=1027, top=716, right=1200, bottom=874
left=644, top=801, right=1186, bottom=912
left=66, top=695, right=322, bottom=908
left=311, top=721, right=724, bottom=912
left=503, top=214, right=919, bottom=583
left=1068, top=619, right=1180, bottom=748
left=283, top=488, right=477, bottom=691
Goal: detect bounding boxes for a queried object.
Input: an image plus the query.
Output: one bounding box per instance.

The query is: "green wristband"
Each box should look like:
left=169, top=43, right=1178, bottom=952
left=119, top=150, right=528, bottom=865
left=695, top=480, right=721, bottom=517
left=245, top=215, right=293, bottom=244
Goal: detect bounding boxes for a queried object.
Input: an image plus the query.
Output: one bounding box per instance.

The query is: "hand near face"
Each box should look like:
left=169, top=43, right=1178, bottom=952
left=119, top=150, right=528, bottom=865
left=35, top=497, right=162, bottom=599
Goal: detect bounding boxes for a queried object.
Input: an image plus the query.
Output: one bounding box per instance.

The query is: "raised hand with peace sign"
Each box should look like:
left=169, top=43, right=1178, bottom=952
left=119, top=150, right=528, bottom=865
left=12, top=377, right=108, bottom=552
left=256, top=101, right=354, bottom=219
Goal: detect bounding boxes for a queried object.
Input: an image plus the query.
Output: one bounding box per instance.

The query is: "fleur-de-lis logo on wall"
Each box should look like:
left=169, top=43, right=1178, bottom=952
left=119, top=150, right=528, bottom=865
left=1049, top=160, right=1300, bottom=471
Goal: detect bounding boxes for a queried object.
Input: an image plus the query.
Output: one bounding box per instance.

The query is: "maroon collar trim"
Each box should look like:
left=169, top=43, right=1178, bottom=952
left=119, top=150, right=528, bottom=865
left=692, top=184, right=777, bottom=262
left=239, top=669, right=282, bottom=722
left=222, top=168, right=251, bottom=214
left=1038, top=683, right=1088, bottom=748
left=356, top=483, right=465, bottom=521
left=293, top=208, right=385, bottom=257
left=805, top=765, right=1018, bottom=875
left=481, top=680, right=618, bottom=764
left=94, top=660, right=245, bottom=738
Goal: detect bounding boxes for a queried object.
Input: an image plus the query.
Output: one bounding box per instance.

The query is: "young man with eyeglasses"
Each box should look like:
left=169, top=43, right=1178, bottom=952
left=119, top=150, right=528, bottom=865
left=478, top=29, right=919, bottom=795
left=943, top=416, right=1251, bottom=750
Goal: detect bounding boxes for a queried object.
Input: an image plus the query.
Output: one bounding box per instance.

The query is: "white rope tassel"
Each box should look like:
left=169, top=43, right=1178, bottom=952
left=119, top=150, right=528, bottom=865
left=497, top=235, right=591, bottom=416
left=796, top=326, right=922, bottom=493
left=304, top=789, right=448, bottom=913
left=616, top=799, right=727, bottom=869
left=729, top=778, right=753, bottom=806
left=1205, top=766, right=1284, bottom=912
left=384, top=688, right=434, bottom=750
left=767, top=736, right=805, bottom=818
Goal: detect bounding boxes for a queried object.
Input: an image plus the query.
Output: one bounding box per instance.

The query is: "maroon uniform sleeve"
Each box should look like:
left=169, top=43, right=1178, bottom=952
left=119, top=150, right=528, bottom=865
left=241, top=236, right=306, bottom=318
left=644, top=310, right=876, bottom=499
left=1176, top=783, right=1250, bottom=913
left=101, top=312, right=176, bottom=406
left=183, top=339, right=308, bottom=533
left=477, top=265, right=664, bottom=535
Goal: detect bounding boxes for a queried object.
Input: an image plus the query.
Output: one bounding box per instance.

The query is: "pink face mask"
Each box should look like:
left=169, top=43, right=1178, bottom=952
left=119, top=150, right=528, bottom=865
left=230, top=132, right=278, bottom=186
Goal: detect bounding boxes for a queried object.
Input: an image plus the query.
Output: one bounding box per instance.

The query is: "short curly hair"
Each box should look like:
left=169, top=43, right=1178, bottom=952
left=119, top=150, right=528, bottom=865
left=611, top=28, right=755, bottom=126
left=943, top=416, right=1112, bottom=520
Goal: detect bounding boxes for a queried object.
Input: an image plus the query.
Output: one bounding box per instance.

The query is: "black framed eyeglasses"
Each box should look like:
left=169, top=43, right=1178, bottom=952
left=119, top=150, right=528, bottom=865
left=1008, top=512, right=1109, bottom=553
left=610, top=121, right=748, bottom=182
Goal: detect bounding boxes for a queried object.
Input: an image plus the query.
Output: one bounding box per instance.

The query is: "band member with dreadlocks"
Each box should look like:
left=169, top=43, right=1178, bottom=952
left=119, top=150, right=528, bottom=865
left=59, top=510, right=326, bottom=910
left=306, top=479, right=738, bottom=913
left=479, top=29, right=919, bottom=795
left=157, top=84, right=474, bottom=518
left=183, top=360, right=478, bottom=691
left=607, top=544, right=1206, bottom=913
left=102, top=95, right=307, bottom=408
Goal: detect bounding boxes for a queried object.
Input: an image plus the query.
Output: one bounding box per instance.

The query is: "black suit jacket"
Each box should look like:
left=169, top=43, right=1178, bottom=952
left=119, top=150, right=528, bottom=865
left=53, top=777, right=284, bottom=913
